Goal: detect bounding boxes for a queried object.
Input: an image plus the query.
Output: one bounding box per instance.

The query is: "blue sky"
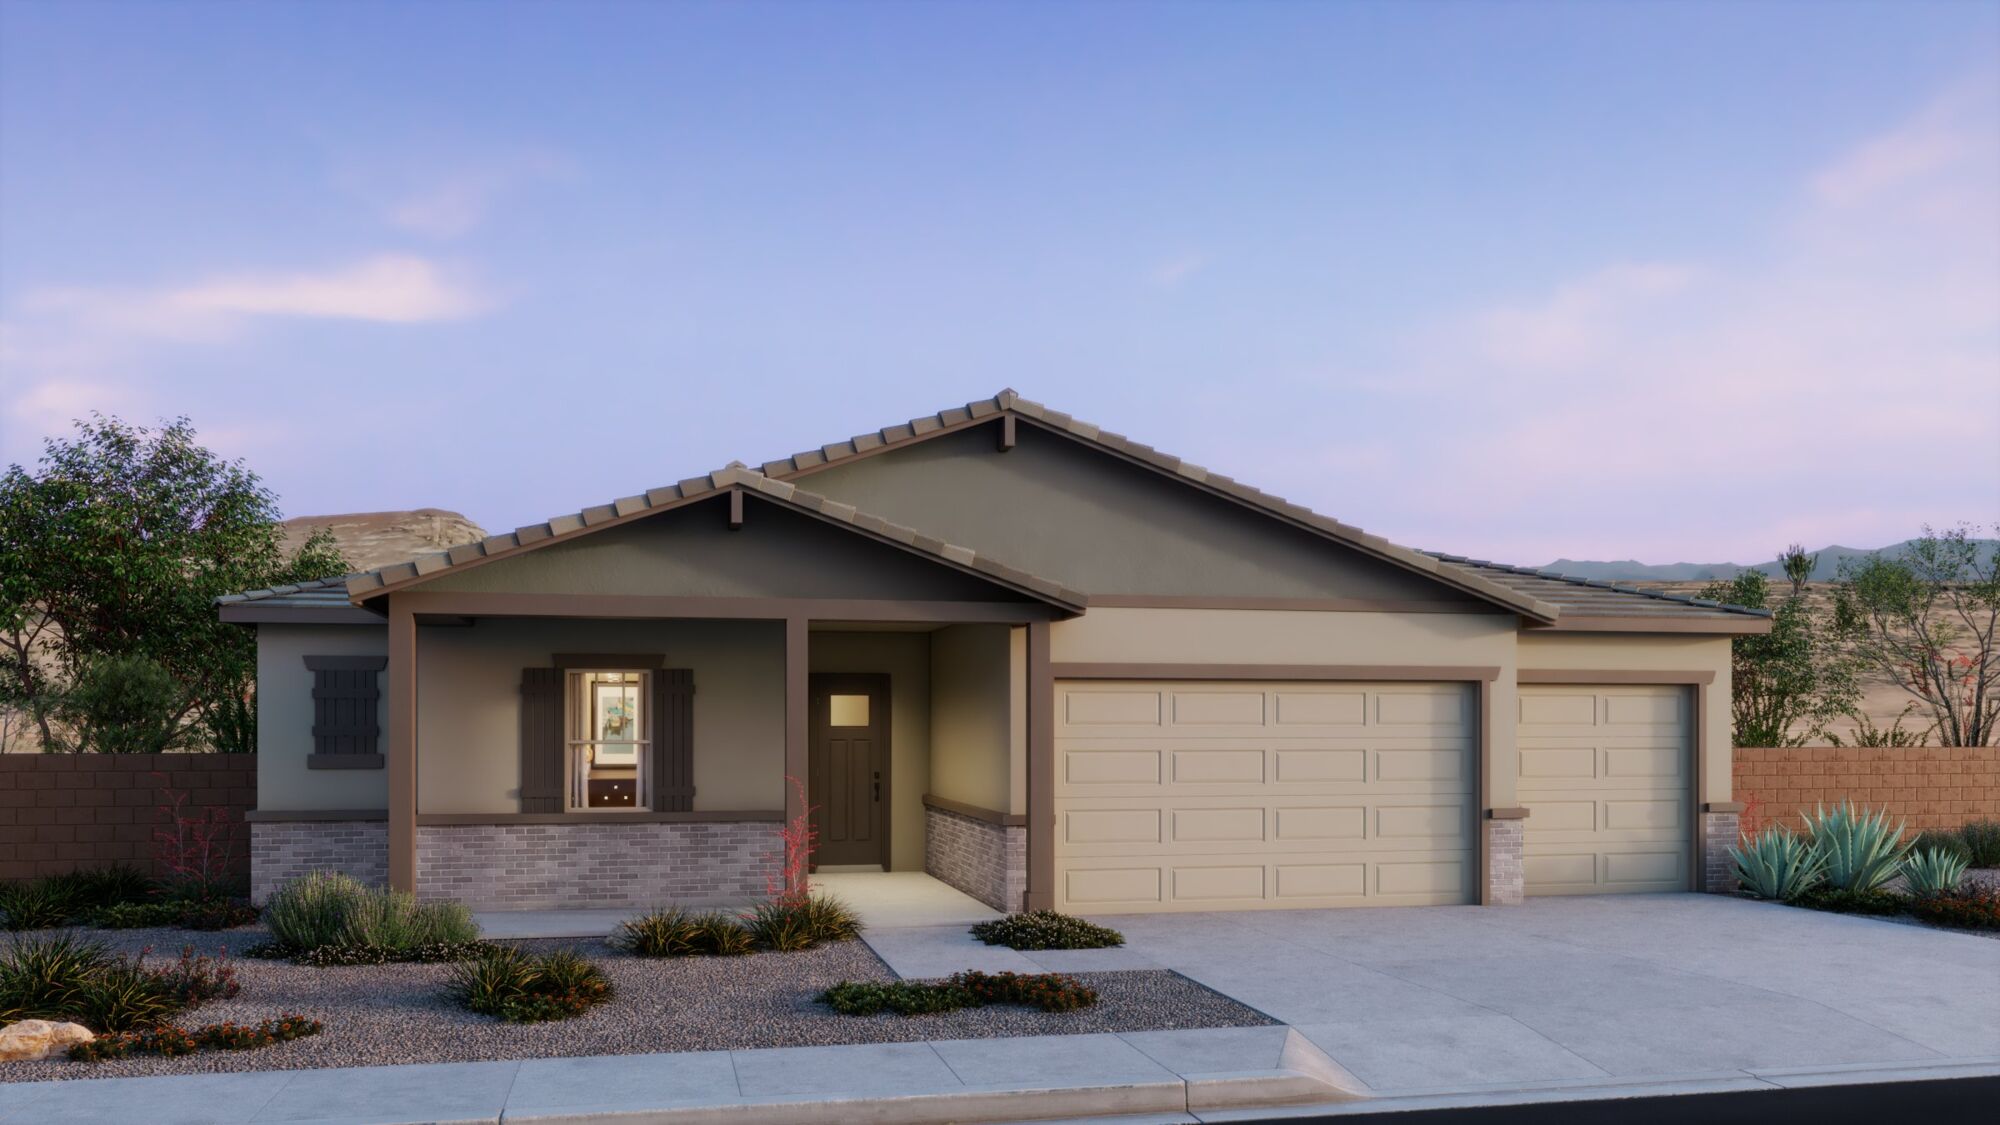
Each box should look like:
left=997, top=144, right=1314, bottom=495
left=3, top=0, right=1995, bottom=565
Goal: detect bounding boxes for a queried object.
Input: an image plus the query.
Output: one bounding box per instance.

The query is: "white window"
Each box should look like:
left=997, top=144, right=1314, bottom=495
left=567, top=670, right=648, bottom=810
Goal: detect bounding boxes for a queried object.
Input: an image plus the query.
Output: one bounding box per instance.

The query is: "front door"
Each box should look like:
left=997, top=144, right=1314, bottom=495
left=809, top=674, right=889, bottom=868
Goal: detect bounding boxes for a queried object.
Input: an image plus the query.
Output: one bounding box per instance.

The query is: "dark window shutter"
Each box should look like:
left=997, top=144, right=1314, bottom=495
left=520, top=667, right=564, bottom=813
left=304, top=656, right=385, bottom=767
left=653, top=669, right=695, bottom=812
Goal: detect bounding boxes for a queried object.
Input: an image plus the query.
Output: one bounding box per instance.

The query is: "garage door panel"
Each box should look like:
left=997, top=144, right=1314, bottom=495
left=1171, top=691, right=1266, bottom=725
left=1056, top=681, right=1473, bottom=913
left=1171, top=748, right=1267, bottom=783
left=1519, top=684, right=1692, bottom=897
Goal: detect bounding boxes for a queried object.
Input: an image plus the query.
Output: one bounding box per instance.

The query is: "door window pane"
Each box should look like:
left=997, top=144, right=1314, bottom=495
left=828, top=694, right=870, bottom=727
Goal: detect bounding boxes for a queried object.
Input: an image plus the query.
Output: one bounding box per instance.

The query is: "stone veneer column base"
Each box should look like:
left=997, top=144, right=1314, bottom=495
left=924, top=804, right=1026, bottom=913
left=251, top=821, right=388, bottom=903
left=1485, top=818, right=1525, bottom=905
left=1702, top=811, right=1741, bottom=893
left=414, top=821, right=779, bottom=910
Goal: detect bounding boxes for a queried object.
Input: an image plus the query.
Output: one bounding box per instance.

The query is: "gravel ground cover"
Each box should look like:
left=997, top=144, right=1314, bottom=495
left=0, top=926, right=1273, bottom=1082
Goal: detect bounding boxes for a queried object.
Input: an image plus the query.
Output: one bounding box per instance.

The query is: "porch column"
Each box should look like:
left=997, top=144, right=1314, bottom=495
left=784, top=616, right=808, bottom=892
left=387, top=597, right=417, bottom=893
left=1024, top=619, right=1054, bottom=911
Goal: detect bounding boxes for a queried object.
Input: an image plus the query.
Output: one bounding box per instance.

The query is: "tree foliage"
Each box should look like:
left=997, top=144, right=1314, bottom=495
left=1701, top=569, right=1857, bottom=747
left=0, top=415, right=348, bottom=751
left=1834, top=524, right=2000, bottom=747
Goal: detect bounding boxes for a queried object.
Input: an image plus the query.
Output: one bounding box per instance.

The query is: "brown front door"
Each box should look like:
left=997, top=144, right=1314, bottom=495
left=808, top=674, right=889, bottom=868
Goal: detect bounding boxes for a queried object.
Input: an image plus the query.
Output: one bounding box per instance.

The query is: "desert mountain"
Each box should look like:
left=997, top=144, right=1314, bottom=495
left=280, top=509, right=487, bottom=573
left=1541, top=538, right=1999, bottom=583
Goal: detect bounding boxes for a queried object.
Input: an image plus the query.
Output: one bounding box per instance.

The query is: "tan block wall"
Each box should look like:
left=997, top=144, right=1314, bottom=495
left=0, top=754, right=256, bottom=881
left=1733, top=746, right=2000, bottom=834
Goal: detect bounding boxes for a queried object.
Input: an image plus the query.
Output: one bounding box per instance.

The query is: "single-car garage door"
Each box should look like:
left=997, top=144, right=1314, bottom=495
left=1517, top=684, right=1693, bottom=895
left=1053, top=681, right=1475, bottom=913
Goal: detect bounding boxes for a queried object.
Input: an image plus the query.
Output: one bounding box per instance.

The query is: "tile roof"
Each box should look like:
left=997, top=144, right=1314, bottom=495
left=758, top=390, right=1564, bottom=623
left=1430, top=555, right=1772, bottom=620
left=328, top=465, right=1089, bottom=610
left=214, top=574, right=366, bottom=609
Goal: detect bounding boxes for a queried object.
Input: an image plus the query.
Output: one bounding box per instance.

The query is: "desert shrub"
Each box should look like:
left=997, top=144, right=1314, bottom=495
left=1958, top=820, right=2000, bottom=867
left=263, top=871, right=477, bottom=957
left=1790, top=887, right=1906, bottom=916
left=69, top=1015, right=322, bottom=1062
left=1902, top=846, right=1970, bottom=899
left=0, top=933, right=112, bottom=1021
left=820, top=970, right=1098, bottom=1017
left=613, top=908, right=756, bottom=958
left=1907, top=886, right=2000, bottom=932
left=1908, top=830, right=1973, bottom=864
left=1730, top=827, right=1825, bottom=901
left=448, top=945, right=612, bottom=1023
left=84, top=902, right=180, bottom=930
left=745, top=893, right=861, bottom=952
left=64, top=958, right=185, bottom=1032
left=690, top=912, right=757, bottom=956
left=1804, top=802, right=1910, bottom=893
left=170, top=898, right=260, bottom=931
left=149, top=945, right=241, bottom=1007
left=970, top=910, right=1124, bottom=951
left=45, top=866, right=155, bottom=912
left=0, top=880, right=76, bottom=931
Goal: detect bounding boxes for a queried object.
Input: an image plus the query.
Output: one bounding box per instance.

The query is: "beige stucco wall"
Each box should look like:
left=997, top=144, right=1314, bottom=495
left=255, top=624, right=390, bottom=812
left=802, top=425, right=1496, bottom=603
left=810, top=630, right=930, bottom=872
left=414, top=618, right=784, bottom=814
left=422, top=497, right=1018, bottom=603
left=928, top=624, right=1017, bottom=816
left=1515, top=632, right=1734, bottom=804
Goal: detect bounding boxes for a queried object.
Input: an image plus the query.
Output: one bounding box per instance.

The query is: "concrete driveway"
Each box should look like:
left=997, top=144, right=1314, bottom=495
left=859, top=892, right=2000, bottom=1099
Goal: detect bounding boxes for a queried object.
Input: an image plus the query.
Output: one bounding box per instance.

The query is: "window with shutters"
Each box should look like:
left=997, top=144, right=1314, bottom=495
left=304, top=655, right=386, bottom=768
left=566, top=669, right=649, bottom=809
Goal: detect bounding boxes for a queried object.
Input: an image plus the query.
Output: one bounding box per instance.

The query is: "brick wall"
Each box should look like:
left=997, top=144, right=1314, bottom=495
left=0, top=754, right=255, bottom=882
left=924, top=803, right=1026, bottom=912
left=250, top=820, right=387, bottom=902
left=1733, top=746, right=2000, bottom=834
left=1701, top=810, right=1740, bottom=893
left=1484, top=818, right=1523, bottom=905
left=414, top=821, right=780, bottom=910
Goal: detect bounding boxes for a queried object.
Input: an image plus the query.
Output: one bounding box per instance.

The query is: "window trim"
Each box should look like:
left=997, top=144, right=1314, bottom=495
left=563, top=667, right=652, bottom=812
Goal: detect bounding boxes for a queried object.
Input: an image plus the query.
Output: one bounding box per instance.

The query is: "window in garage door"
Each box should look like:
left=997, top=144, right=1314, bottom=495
left=1517, top=684, right=1693, bottom=895
left=1053, top=681, right=1476, bottom=914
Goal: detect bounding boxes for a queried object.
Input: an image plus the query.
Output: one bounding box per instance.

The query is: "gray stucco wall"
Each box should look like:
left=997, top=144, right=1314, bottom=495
left=801, top=423, right=1496, bottom=601
left=809, top=630, right=931, bottom=872
left=415, top=618, right=784, bottom=814
left=255, top=624, right=390, bottom=812
left=421, top=496, right=1023, bottom=602
left=928, top=623, right=1016, bottom=815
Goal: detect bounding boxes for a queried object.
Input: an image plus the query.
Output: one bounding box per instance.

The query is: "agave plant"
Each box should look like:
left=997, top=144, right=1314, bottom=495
left=1901, top=846, right=1969, bottom=899
left=1804, top=802, right=1911, bottom=893
left=1729, top=827, right=1826, bottom=901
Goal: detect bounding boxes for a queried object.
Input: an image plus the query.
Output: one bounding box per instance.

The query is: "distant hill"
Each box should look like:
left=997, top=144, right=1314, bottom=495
left=1541, top=538, right=1999, bottom=584
left=280, top=509, right=487, bottom=573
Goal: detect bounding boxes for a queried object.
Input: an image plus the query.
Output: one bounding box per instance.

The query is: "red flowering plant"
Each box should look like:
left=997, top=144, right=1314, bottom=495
left=766, top=775, right=819, bottom=904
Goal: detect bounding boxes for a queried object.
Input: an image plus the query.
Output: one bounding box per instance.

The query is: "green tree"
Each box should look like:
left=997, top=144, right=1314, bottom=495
left=47, top=654, right=190, bottom=754
left=1779, top=543, right=1817, bottom=598
left=1701, top=569, right=1857, bottom=747
left=1834, top=523, right=1999, bottom=747
left=0, top=415, right=348, bottom=751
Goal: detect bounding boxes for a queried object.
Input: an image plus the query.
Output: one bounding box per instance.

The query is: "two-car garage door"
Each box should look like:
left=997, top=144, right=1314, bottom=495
left=1053, top=681, right=1475, bottom=913
left=1517, top=684, right=1694, bottom=895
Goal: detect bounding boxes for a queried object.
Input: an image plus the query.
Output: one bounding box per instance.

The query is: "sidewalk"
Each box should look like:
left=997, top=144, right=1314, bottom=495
left=0, top=1026, right=1358, bottom=1124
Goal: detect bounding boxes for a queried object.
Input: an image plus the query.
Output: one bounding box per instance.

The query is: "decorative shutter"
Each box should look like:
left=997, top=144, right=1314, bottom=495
left=304, top=656, right=385, bottom=766
left=519, top=667, right=564, bottom=813
left=653, top=669, right=695, bottom=812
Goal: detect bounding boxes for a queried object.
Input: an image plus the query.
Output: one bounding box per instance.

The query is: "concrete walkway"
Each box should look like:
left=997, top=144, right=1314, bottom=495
left=0, top=1026, right=1357, bottom=1124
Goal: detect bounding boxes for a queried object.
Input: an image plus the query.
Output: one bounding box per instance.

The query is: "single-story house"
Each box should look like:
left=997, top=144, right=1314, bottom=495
left=219, top=391, right=1769, bottom=914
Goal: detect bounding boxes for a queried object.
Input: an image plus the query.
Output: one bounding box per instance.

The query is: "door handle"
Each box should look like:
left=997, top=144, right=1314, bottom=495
left=873, top=772, right=881, bottom=802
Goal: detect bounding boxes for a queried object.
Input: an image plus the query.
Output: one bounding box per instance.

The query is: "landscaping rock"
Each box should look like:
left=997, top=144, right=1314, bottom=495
left=0, top=1019, right=95, bottom=1062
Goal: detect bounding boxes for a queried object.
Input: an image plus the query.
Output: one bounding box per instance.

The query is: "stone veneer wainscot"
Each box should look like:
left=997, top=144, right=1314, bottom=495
left=414, top=821, right=779, bottom=910
left=924, top=802, right=1026, bottom=913
left=251, top=820, right=389, bottom=902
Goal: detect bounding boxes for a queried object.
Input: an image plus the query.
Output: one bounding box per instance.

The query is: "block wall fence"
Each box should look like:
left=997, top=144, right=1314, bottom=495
left=1733, top=746, right=1999, bottom=835
left=0, top=754, right=255, bottom=881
